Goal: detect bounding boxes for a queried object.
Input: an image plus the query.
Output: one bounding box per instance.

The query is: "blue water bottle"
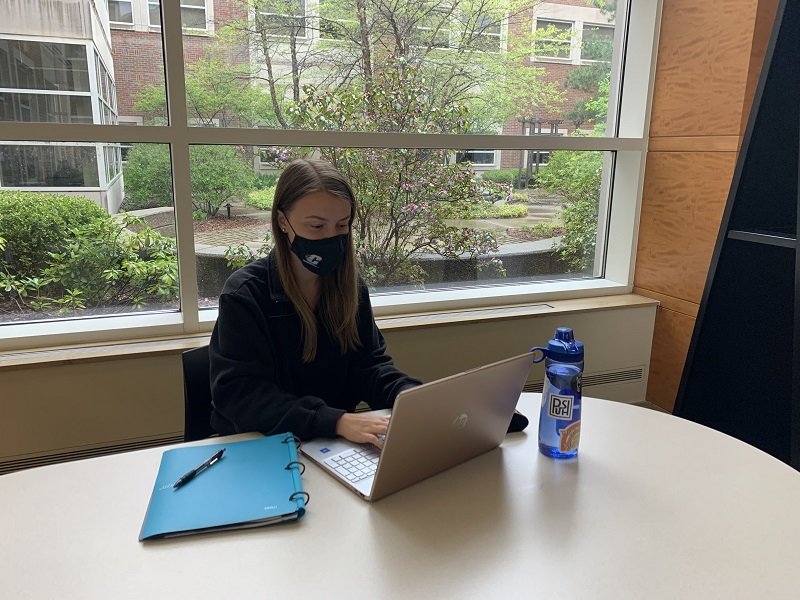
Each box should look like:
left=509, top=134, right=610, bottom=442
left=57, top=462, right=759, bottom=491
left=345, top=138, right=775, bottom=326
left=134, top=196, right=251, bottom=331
left=532, top=327, right=584, bottom=459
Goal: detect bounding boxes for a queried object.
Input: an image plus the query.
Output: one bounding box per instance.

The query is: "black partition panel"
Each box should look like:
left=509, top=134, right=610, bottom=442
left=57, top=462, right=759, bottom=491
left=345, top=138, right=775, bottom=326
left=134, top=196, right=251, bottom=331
left=674, top=0, right=800, bottom=468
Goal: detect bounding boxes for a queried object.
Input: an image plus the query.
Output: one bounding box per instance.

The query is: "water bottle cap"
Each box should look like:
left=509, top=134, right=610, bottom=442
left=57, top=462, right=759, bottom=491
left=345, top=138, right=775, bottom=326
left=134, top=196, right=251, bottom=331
left=546, top=327, right=584, bottom=362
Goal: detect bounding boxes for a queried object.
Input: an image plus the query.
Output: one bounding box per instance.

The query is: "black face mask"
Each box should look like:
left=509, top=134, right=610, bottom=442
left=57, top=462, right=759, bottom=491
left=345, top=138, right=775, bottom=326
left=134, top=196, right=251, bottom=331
left=285, top=221, right=348, bottom=276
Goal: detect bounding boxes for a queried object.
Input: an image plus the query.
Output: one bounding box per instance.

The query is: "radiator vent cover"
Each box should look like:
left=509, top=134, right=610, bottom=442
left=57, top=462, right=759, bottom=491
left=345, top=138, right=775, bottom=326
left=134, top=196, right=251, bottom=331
left=1, top=367, right=645, bottom=476
left=0, top=434, right=183, bottom=476
left=524, top=366, right=645, bottom=393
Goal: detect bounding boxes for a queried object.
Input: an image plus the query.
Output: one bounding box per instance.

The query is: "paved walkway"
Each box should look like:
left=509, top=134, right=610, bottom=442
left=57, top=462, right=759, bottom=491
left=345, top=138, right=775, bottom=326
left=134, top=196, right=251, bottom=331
left=187, top=196, right=563, bottom=255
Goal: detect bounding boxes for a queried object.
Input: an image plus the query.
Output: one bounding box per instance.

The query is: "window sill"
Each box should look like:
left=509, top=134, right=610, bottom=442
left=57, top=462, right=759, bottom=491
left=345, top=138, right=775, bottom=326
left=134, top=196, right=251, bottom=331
left=0, top=293, right=657, bottom=369
left=0, top=279, right=642, bottom=354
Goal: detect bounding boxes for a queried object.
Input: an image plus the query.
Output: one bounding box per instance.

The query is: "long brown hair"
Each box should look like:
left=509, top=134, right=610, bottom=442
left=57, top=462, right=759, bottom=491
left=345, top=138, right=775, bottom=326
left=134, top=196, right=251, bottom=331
left=271, top=159, right=360, bottom=362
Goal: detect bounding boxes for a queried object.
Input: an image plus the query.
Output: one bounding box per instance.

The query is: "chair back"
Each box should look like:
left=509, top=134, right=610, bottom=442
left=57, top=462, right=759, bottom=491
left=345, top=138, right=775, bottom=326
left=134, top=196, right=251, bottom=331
left=181, top=346, right=215, bottom=442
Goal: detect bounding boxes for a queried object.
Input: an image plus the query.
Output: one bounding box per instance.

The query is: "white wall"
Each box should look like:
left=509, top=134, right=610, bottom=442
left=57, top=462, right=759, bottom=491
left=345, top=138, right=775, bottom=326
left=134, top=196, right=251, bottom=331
left=0, top=298, right=656, bottom=472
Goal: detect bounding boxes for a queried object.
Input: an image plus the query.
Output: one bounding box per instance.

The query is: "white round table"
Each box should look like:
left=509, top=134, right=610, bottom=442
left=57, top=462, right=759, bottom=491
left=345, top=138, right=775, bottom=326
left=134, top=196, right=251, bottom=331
left=1, top=394, right=799, bottom=599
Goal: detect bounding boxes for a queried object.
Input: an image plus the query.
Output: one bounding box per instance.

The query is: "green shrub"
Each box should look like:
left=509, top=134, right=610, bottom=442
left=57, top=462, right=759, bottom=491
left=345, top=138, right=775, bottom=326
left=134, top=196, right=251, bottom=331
left=120, top=144, right=174, bottom=211
left=479, top=203, right=528, bottom=218
left=1, top=213, right=178, bottom=316
left=510, top=191, right=529, bottom=204
left=446, top=201, right=528, bottom=219
left=479, top=168, right=518, bottom=186
left=122, top=143, right=252, bottom=218
left=225, top=232, right=274, bottom=271
left=189, top=145, right=253, bottom=218
left=537, top=148, right=602, bottom=270
left=490, top=203, right=528, bottom=218
left=252, top=173, right=278, bottom=190
left=519, top=222, right=563, bottom=240
left=42, top=214, right=178, bottom=309
left=0, top=191, right=105, bottom=274
left=246, top=185, right=276, bottom=210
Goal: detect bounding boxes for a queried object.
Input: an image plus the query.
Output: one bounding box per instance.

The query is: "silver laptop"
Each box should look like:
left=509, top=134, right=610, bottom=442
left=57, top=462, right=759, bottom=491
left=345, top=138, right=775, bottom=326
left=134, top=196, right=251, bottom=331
left=301, top=352, right=535, bottom=501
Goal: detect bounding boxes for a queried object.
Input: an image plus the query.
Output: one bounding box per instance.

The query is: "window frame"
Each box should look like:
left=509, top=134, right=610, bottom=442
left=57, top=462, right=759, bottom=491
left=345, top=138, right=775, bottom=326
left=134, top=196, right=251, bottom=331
left=317, top=0, right=356, bottom=41
left=107, top=0, right=135, bottom=25
left=148, top=0, right=211, bottom=32
left=456, top=149, right=497, bottom=167
left=0, top=0, right=660, bottom=352
left=533, top=18, right=574, bottom=62
left=257, top=0, right=309, bottom=40
left=0, top=37, right=119, bottom=190
left=580, top=22, right=615, bottom=64
left=463, top=13, right=504, bottom=54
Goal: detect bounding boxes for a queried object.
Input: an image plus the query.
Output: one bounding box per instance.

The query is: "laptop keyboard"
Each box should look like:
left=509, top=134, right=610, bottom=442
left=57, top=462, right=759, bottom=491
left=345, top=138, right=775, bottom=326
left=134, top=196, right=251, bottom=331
left=324, top=446, right=380, bottom=483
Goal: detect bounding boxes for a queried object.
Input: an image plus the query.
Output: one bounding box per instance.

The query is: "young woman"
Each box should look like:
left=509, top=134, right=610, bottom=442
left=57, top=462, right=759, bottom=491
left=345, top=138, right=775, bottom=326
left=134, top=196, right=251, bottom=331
left=209, top=159, right=420, bottom=447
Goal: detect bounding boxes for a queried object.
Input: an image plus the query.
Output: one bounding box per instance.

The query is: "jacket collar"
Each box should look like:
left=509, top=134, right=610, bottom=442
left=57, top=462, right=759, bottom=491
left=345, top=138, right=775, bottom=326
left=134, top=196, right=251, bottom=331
left=265, top=251, right=290, bottom=303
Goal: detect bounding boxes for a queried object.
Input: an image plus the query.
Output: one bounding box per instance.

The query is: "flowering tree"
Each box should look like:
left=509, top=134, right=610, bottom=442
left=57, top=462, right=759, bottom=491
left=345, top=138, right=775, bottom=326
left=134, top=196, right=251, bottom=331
left=288, top=62, right=501, bottom=286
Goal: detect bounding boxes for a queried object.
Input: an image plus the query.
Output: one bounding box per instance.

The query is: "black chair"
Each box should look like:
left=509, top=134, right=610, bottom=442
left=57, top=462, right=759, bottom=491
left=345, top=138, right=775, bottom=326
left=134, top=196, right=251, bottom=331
left=181, top=346, right=215, bottom=442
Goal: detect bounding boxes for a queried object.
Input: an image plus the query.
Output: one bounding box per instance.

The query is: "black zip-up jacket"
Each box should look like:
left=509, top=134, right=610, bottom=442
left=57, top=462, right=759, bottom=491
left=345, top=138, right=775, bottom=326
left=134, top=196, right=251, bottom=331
left=209, top=253, right=421, bottom=440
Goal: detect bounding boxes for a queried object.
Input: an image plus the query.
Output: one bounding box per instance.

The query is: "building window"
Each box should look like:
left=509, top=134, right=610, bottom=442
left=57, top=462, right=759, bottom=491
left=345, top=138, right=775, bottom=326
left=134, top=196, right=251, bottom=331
left=414, top=2, right=452, bottom=48
left=107, top=0, right=134, bottom=24
left=0, top=39, right=90, bottom=91
left=0, top=144, right=100, bottom=188
left=258, top=0, right=307, bottom=38
left=318, top=0, right=353, bottom=40
left=469, top=15, right=502, bottom=53
left=103, top=144, right=122, bottom=182
left=534, top=19, right=573, bottom=60
left=456, top=150, right=496, bottom=166
left=149, top=0, right=209, bottom=30
left=526, top=150, right=549, bottom=166
left=118, top=118, right=142, bottom=165
left=0, top=39, right=95, bottom=125
left=581, top=24, right=614, bottom=62
left=0, top=93, right=93, bottom=124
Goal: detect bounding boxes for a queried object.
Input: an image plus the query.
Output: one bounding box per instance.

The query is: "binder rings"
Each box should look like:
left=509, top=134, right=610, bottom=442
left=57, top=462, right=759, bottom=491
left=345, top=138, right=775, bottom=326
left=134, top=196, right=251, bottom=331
left=139, top=433, right=308, bottom=541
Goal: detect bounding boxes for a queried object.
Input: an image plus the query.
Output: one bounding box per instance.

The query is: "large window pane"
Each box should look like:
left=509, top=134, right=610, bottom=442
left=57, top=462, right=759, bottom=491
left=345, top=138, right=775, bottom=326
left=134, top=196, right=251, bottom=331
left=193, top=145, right=608, bottom=307
left=0, top=40, right=90, bottom=91
left=181, top=7, right=208, bottom=29
left=0, top=144, right=100, bottom=187
left=0, top=18, right=168, bottom=128
left=0, top=142, right=179, bottom=324
left=0, top=93, right=93, bottom=124
left=173, top=1, right=620, bottom=137
left=0, top=0, right=653, bottom=342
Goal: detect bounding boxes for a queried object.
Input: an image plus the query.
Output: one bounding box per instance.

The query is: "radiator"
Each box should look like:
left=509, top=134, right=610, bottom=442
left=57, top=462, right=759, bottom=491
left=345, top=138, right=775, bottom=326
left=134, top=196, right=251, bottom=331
left=0, top=434, right=184, bottom=476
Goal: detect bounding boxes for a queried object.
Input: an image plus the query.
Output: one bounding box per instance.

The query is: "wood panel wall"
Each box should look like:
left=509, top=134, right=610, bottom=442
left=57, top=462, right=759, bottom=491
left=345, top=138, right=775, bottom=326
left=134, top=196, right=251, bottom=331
left=634, top=0, right=780, bottom=411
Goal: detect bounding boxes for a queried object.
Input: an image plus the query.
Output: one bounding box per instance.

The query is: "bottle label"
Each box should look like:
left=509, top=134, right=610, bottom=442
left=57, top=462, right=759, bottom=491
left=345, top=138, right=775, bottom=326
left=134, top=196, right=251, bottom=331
left=547, top=393, right=575, bottom=420
left=539, top=366, right=582, bottom=456
left=560, top=420, right=581, bottom=452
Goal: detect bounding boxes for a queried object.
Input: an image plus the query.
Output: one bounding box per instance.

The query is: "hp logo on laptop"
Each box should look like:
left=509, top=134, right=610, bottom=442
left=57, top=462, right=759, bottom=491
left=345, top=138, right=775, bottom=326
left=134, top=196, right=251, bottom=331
left=452, top=413, right=469, bottom=430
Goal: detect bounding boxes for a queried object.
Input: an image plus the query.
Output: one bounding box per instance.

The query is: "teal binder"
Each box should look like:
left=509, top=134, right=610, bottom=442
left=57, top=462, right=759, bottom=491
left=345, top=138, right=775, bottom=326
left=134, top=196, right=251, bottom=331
left=139, top=433, right=308, bottom=541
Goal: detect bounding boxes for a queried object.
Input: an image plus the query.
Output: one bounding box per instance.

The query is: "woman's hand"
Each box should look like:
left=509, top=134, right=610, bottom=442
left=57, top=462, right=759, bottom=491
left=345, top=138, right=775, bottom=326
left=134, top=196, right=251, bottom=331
left=335, top=413, right=390, bottom=448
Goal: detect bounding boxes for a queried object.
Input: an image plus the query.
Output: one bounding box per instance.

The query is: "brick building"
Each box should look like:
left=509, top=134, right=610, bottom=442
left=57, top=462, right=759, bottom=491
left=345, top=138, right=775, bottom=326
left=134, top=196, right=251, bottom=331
left=108, top=0, right=249, bottom=122
left=499, top=0, right=615, bottom=170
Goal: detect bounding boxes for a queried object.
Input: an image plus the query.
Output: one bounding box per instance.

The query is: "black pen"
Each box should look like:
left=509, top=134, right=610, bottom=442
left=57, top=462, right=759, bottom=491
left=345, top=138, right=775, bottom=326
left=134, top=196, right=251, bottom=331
left=173, top=448, right=225, bottom=489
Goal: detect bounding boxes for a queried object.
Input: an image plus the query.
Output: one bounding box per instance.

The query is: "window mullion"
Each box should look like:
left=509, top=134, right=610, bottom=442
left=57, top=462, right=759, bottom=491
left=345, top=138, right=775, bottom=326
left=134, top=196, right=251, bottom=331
left=161, top=0, right=199, bottom=332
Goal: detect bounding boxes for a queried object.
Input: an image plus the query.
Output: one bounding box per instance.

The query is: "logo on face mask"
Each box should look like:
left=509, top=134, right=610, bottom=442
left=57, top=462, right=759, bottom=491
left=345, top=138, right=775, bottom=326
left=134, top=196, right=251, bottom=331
left=284, top=218, right=349, bottom=276
left=303, top=254, right=323, bottom=267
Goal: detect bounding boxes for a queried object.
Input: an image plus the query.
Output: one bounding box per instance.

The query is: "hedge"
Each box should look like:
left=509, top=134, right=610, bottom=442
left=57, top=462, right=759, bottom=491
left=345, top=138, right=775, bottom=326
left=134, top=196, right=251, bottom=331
left=0, top=191, right=105, bottom=273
